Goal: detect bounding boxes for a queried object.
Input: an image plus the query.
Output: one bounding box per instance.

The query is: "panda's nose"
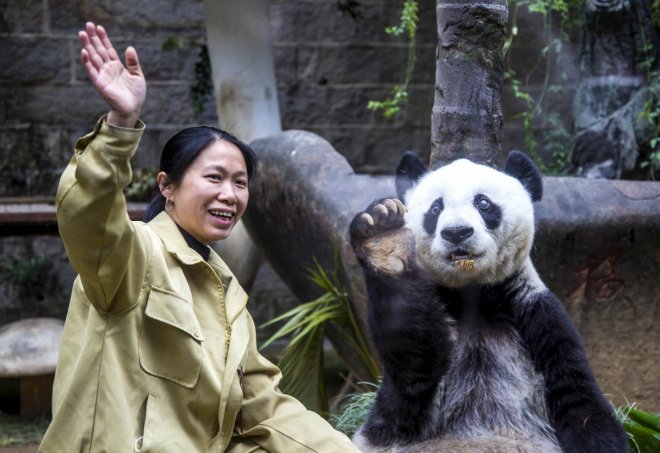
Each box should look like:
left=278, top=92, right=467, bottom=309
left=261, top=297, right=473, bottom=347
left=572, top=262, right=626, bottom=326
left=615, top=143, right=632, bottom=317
left=441, top=226, right=474, bottom=244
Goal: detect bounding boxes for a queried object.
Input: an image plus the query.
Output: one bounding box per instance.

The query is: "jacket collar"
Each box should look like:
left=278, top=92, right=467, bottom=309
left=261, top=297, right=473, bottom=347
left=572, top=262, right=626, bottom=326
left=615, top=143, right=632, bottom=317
left=148, top=212, right=248, bottom=323
left=148, top=212, right=207, bottom=265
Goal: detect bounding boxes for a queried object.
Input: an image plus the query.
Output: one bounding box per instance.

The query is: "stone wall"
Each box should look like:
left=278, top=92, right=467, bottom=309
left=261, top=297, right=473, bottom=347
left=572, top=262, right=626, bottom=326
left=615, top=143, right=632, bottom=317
left=0, top=0, right=216, bottom=198
left=0, top=1, right=578, bottom=319
left=0, top=0, right=574, bottom=194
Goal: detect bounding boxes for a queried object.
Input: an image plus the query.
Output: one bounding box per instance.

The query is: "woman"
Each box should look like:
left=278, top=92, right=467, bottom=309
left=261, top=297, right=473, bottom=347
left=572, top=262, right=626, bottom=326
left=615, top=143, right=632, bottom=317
left=40, top=22, right=359, bottom=452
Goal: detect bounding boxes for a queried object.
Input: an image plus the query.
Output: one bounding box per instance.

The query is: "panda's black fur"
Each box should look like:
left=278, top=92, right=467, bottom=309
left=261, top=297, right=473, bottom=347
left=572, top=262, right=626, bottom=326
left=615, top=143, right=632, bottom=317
left=349, top=151, right=628, bottom=453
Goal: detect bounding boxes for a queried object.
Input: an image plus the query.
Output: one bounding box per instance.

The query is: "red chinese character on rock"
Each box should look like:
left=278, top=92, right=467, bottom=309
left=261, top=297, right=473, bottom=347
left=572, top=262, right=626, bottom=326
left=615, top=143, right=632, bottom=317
left=566, top=250, right=625, bottom=305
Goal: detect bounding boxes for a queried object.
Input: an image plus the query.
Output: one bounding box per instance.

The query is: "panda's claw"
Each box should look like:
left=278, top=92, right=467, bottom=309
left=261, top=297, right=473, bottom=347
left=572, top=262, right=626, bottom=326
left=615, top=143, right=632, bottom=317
left=383, top=199, right=397, bottom=213
left=393, top=199, right=406, bottom=214
left=374, top=204, right=389, bottom=217
left=360, top=212, right=375, bottom=226
left=367, top=198, right=405, bottom=230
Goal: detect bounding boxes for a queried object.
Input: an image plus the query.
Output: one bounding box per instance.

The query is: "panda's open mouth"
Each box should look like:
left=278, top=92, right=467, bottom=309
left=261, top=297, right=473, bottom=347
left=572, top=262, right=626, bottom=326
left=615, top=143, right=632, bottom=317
left=449, top=249, right=473, bottom=261
left=448, top=250, right=477, bottom=271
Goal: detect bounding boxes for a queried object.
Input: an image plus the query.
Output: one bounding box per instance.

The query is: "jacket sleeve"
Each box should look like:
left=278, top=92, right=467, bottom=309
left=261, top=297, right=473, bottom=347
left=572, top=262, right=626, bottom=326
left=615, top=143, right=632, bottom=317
left=230, top=313, right=361, bottom=453
left=56, top=116, right=150, bottom=314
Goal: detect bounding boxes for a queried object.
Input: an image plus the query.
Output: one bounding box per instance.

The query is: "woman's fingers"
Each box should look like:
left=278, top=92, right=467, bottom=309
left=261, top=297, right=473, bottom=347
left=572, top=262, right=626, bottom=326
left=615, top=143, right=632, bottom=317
left=86, top=22, right=111, bottom=63
left=79, top=48, right=99, bottom=81
left=96, top=24, right=120, bottom=61
left=77, top=20, right=146, bottom=125
left=79, top=31, right=102, bottom=73
left=79, top=22, right=117, bottom=73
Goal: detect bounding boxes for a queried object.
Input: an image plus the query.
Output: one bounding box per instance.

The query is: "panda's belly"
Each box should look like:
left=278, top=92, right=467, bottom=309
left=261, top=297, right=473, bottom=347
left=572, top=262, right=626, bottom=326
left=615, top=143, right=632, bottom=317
left=429, top=326, right=559, bottom=447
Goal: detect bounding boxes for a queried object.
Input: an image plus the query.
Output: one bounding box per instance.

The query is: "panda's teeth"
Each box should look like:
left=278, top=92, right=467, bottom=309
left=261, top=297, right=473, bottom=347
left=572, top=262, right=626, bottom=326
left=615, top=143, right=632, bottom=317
left=450, top=251, right=473, bottom=260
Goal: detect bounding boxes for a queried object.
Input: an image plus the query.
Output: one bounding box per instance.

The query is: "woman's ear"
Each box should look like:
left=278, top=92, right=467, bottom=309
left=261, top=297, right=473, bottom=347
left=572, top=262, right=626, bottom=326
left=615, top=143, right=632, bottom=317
left=157, top=172, right=172, bottom=198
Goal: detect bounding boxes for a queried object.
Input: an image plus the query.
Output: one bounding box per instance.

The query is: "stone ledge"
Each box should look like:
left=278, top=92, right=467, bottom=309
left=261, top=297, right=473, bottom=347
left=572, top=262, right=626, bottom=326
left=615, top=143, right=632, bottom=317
left=0, top=199, right=147, bottom=236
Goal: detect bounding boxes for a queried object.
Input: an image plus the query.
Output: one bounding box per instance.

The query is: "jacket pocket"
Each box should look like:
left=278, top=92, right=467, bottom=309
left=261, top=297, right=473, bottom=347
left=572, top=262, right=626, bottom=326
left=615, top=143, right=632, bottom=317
left=139, top=286, right=204, bottom=388
left=134, top=394, right=157, bottom=453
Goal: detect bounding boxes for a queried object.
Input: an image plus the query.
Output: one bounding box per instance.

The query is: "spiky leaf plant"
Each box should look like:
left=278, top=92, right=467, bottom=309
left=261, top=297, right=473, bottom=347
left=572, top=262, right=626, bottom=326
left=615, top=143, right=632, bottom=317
left=260, top=256, right=379, bottom=415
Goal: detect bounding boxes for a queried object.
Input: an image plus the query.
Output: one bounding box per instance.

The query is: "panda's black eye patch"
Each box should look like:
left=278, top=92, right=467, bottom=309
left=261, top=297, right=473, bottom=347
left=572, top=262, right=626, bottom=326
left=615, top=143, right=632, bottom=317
left=473, top=194, right=502, bottom=229
left=424, top=198, right=443, bottom=235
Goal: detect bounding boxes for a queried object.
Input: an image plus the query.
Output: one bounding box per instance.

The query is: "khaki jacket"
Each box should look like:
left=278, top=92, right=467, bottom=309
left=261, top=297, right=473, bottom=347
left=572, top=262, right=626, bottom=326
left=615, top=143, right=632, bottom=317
left=40, top=118, right=359, bottom=452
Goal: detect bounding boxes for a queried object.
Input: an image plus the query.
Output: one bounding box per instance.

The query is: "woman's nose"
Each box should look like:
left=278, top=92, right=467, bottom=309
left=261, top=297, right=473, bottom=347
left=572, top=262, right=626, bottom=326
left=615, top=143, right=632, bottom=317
left=217, top=184, right=236, bottom=203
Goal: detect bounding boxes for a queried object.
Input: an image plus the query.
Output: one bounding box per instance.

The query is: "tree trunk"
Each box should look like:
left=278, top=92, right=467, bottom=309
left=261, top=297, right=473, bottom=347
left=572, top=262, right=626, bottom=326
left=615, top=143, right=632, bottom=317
left=203, top=0, right=281, bottom=288
left=431, top=0, right=508, bottom=169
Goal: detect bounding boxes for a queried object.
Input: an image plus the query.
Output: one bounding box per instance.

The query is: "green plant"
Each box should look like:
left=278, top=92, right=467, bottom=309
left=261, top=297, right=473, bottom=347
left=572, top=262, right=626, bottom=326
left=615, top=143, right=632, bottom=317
left=260, top=256, right=379, bottom=415
left=505, top=0, right=580, bottom=174
left=367, top=0, right=418, bottom=119
left=0, top=414, right=50, bottom=446
left=191, top=44, right=213, bottom=118
left=541, top=112, right=572, bottom=175
left=638, top=86, right=660, bottom=180
left=330, top=384, right=377, bottom=437
left=162, top=37, right=213, bottom=119
left=635, top=11, right=660, bottom=180
left=615, top=404, right=660, bottom=453
left=653, top=0, right=660, bottom=27
left=1, top=256, right=51, bottom=286
left=124, top=167, right=157, bottom=202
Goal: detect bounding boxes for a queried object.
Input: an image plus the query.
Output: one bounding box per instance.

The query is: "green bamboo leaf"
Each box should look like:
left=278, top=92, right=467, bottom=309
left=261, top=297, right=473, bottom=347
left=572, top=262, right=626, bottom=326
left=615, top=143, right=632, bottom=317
left=261, top=298, right=327, bottom=329
left=627, top=407, right=660, bottom=433
left=623, top=419, right=660, bottom=453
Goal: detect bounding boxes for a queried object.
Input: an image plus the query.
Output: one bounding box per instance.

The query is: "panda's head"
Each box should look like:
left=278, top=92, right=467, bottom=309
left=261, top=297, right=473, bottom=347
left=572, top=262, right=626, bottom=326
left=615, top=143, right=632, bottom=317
left=396, top=151, right=542, bottom=288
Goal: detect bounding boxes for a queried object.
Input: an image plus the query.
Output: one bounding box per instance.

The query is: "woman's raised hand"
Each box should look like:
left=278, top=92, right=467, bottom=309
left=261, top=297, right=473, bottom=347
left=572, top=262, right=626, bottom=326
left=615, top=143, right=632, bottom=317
left=79, top=22, right=146, bottom=128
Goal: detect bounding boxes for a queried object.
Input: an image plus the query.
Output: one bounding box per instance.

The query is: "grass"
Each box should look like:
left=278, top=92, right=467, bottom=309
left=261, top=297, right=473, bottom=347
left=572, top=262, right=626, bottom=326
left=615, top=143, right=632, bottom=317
left=0, top=414, right=49, bottom=447
left=330, top=384, right=377, bottom=437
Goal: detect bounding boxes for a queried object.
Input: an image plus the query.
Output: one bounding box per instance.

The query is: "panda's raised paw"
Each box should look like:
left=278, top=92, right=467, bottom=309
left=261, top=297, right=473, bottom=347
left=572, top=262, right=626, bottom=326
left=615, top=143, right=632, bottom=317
left=351, top=198, right=406, bottom=239
left=350, top=198, right=415, bottom=276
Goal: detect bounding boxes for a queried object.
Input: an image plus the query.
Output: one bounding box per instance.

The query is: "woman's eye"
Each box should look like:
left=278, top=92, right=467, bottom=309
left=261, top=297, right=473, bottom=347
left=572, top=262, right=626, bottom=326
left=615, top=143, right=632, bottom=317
left=236, top=179, right=248, bottom=188
left=207, top=174, right=222, bottom=181
left=477, top=197, right=491, bottom=210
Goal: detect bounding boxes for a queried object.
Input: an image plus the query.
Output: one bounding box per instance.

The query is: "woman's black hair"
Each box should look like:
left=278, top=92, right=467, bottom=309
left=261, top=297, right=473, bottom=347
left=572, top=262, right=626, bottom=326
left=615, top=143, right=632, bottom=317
left=143, top=126, right=256, bottom=222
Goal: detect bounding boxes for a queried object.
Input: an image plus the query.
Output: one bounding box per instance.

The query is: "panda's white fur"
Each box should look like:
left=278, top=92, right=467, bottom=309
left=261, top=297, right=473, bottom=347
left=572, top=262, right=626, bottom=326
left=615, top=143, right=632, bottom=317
left=349, top=151, right=628, bottom=453
left=404, top=158, right=537, bottom=288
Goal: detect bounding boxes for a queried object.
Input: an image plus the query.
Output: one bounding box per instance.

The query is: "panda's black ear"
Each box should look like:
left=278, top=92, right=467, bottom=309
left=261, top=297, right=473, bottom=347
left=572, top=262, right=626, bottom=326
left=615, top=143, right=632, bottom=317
left=396, top=151, right=427, bottom=201
left=504, top=150, right=543, bottom=202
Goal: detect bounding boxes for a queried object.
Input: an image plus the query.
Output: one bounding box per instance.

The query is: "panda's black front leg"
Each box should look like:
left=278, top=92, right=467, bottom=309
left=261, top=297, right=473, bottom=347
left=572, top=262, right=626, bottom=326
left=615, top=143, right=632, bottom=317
left=350, top=199, right=452, bottom=446
left=513, top=289, right=628, bottom=453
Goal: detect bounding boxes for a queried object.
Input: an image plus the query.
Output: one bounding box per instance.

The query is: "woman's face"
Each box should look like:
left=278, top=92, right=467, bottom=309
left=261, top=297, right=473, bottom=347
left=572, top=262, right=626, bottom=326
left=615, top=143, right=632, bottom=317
left=164, top=140, right=249, bottom=245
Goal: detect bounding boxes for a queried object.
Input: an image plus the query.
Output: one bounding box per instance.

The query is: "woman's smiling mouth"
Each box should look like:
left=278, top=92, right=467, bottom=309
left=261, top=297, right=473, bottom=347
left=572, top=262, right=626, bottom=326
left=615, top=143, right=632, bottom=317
left=209, top=209, right=235, bottom=223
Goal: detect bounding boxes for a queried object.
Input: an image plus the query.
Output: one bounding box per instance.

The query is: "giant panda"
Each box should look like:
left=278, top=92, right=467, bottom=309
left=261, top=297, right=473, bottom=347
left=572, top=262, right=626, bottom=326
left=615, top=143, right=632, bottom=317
left=349, top=151, right=628, bottom=453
